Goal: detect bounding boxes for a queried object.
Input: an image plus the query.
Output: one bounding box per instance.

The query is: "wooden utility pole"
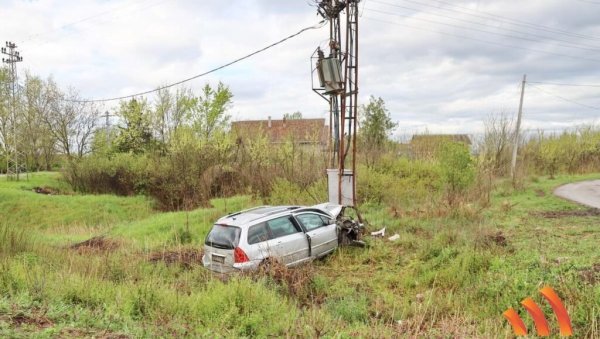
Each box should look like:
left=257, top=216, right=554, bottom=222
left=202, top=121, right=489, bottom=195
left=511, top=74, right=526, bottom=182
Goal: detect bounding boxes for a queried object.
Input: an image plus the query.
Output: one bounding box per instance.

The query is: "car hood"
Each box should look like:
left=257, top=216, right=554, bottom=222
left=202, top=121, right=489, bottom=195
left=312, top=203, right=343, bottom=218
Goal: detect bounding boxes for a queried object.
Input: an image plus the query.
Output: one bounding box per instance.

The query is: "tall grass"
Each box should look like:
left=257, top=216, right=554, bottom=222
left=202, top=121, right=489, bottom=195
left=0, top=224, right=30, bottom=258
left=1, top=169, right=599, bottom=337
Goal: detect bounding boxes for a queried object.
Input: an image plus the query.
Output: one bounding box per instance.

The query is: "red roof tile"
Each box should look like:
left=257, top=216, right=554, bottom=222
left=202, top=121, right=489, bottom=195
left=232, top=118, right=328, bottom=144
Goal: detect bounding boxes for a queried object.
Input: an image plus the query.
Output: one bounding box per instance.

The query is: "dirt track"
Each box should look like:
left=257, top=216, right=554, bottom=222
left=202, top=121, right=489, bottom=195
left=554, top=179, right=600, bottom=209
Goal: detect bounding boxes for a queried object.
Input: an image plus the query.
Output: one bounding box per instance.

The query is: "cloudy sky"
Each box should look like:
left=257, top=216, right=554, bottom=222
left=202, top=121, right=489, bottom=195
left=2, top=0, right=600, bottom=137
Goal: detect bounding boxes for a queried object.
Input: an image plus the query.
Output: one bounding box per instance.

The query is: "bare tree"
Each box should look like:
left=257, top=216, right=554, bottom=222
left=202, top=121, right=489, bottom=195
left=74, top=103, right=99, bottom=157
left=480, top=112, right=514, bottom=176
left=22, top=73, right=57, bottom=170
left=45, top=88, right=98, bottom=158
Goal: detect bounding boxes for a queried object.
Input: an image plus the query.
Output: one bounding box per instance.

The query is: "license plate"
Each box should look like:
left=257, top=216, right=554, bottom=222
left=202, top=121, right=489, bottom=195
left=212, top=254, right=225, bottom=264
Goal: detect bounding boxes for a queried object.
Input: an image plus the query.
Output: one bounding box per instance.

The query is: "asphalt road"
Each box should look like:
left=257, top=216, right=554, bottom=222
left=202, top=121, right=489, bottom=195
left=554, top=180, right=600, bottom=209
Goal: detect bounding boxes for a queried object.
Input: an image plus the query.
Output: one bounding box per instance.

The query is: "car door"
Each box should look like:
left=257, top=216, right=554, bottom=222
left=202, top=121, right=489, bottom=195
left=264, top=216, right=310, bottom=266
left=294, top=212, right=338, bottom=258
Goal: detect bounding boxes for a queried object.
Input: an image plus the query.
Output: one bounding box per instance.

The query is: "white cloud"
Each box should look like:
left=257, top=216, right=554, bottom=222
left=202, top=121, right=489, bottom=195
left=2, top=0, right=600, bottom=134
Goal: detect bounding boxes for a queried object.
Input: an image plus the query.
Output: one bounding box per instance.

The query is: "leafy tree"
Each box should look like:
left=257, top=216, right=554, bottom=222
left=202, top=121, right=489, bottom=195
left=115, top=98, right=155, bottom=153
left=190, top=82, right=233, bottom=141
left=152, top=86, right=195, bottom=146
left=359, top=96, right=397, bottom=167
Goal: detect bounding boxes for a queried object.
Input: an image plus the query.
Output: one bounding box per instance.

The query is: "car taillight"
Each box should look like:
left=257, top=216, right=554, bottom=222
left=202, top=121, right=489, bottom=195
left=233, top=247, right=249, bottom=263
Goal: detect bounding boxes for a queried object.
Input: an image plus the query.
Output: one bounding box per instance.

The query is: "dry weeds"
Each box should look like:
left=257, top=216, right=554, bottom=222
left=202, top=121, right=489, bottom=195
left=147, top=249, right=203, bottom=268
left=70, top=236, right=120, bottom=253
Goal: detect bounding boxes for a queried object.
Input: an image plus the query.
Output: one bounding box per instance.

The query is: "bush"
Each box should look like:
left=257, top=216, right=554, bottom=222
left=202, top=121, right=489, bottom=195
left=63, top=153, right=147, bottom=196
left=438, top=142, right=475, bottom=205
left=357, top=156, right=442, bottom=209
left=523, top=126, right=600, bottom=177
left=269, top=178, right=326, bottom=205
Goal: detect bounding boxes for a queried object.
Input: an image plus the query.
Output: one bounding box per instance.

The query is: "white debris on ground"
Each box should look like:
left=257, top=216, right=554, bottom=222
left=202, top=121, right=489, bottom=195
left=370, top=227, right=386, bottom=237
left=388, top=234, right=400, bottom=241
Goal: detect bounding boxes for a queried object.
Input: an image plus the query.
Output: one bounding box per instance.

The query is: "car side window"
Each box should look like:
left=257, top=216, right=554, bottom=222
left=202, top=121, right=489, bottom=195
left=267, top=216, right=300, bottom=239
left=319, top=215, right=334, bottom=225
left=296, top=213, right=328, bottom=231
left=247, top=222, right=270, bottom=245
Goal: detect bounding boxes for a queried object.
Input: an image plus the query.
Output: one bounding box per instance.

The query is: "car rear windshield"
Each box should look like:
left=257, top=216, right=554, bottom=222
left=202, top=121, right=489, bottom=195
left=205, top=224, right=241, bottom=249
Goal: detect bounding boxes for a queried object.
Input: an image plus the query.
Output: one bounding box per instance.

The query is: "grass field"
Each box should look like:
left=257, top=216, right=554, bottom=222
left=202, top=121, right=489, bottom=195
left=0, top=172, right=599, bottom=337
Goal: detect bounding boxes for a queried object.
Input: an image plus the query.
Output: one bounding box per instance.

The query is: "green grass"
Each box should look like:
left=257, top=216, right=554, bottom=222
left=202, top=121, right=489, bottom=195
left=111, top=196, right=254, bottom=248
left=0, top=172, right=599, bottom=337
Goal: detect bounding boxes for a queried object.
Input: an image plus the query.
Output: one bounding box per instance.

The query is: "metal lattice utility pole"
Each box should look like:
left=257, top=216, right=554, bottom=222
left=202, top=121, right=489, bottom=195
left=1, top=41, right=25, bottom=181
left=313, top=0, right=360, bottom=206
left=105, top=111, right=110, bottom=146
left=511, top=74, right=526, bottom=182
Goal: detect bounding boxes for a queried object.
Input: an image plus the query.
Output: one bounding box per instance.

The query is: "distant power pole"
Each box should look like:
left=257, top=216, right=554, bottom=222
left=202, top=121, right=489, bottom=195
left=1, top=41, right=25, bottom=181
left=105, top=111, right=110, bottom=146
left=511, top=74, right=526, bottom=182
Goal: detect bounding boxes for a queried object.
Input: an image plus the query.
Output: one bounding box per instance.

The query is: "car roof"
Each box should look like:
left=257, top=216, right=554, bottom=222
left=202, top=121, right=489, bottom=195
left=217, top=206, right=299, bottom=227
left=216, top=205, right=334, bottom=228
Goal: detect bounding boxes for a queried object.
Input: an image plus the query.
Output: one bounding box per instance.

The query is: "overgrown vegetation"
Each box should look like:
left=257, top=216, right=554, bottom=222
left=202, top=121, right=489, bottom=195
left=2, top=74, right=600, bottom=337
left=0, top=171, right=598, bottom=337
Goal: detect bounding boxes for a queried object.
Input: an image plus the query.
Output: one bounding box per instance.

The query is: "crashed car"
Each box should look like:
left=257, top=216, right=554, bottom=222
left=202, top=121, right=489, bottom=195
left=202, top=203, right=354, bottom=273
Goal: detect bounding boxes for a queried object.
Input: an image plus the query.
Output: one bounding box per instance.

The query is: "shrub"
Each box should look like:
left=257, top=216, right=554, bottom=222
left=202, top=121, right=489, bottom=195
left=438, top=142, right=475, bottom=205
left=357, top=156, right=442, bottom=209
left=522, top=125, right=600, bottom=177
left=269, top=178, right=327, bottom=205
left=63, top=153, right=147, bottom=196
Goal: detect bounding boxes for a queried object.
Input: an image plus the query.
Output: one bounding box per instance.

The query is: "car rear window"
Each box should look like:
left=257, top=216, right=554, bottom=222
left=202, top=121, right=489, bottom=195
left=205, top=224, right=241, bottom=249
left=247, top=222, right=270, bottom=245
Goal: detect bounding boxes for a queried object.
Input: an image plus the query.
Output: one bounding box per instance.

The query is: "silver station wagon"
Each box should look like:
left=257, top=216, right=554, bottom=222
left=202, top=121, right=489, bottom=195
left=202, top=204, right=342, bottom=273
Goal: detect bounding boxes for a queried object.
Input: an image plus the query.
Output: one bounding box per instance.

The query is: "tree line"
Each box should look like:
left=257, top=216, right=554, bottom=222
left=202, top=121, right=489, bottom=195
left=0, top=70, right=98, bottom=171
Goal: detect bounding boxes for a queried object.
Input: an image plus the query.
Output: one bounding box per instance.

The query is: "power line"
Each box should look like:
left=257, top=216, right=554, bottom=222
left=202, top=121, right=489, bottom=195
left=364, top=7, right=600, bottom=53
left=528, top=81, right=600, bottom=88
left=362, top=15, right=600, bottom=64
left=67, top=21, right=326, bottom=103
left=527, top=83, right=600, bottom=110
left=576, top=0, right=600, bottom=4
left=20, top=0, right=172, bottom=46
left=368, top=1, right=600, bottom=52
left=388, top=0, right=600, bottom=42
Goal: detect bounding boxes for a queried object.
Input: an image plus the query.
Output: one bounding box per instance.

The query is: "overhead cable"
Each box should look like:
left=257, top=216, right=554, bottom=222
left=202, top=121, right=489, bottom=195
left=66, top=21, right=326, bottom=103
left=368, top=1, right=600, bottom=52
left=383, top=0, right=600, bottom=42
left=365, top=7, right=600, bottom=53
left=362, top=15, right=600, bottom=63
left=527, top=83, right=600, bottom=110
left=528, top=81, right=600, bottom=88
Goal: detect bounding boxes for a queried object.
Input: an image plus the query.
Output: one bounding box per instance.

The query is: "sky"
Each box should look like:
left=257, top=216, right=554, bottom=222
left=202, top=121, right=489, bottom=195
left=2, top=0, right=600, bottom=138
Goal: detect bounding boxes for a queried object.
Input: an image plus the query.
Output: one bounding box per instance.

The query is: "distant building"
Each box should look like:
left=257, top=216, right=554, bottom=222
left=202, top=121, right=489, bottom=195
left=409, top=134, right=472, bottom=159
left=231, top=116, right=328, bottom=148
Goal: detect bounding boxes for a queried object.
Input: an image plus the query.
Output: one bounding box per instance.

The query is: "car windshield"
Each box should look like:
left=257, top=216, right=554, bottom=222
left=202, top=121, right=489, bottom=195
left=205, top=224, right=241, bottom=249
